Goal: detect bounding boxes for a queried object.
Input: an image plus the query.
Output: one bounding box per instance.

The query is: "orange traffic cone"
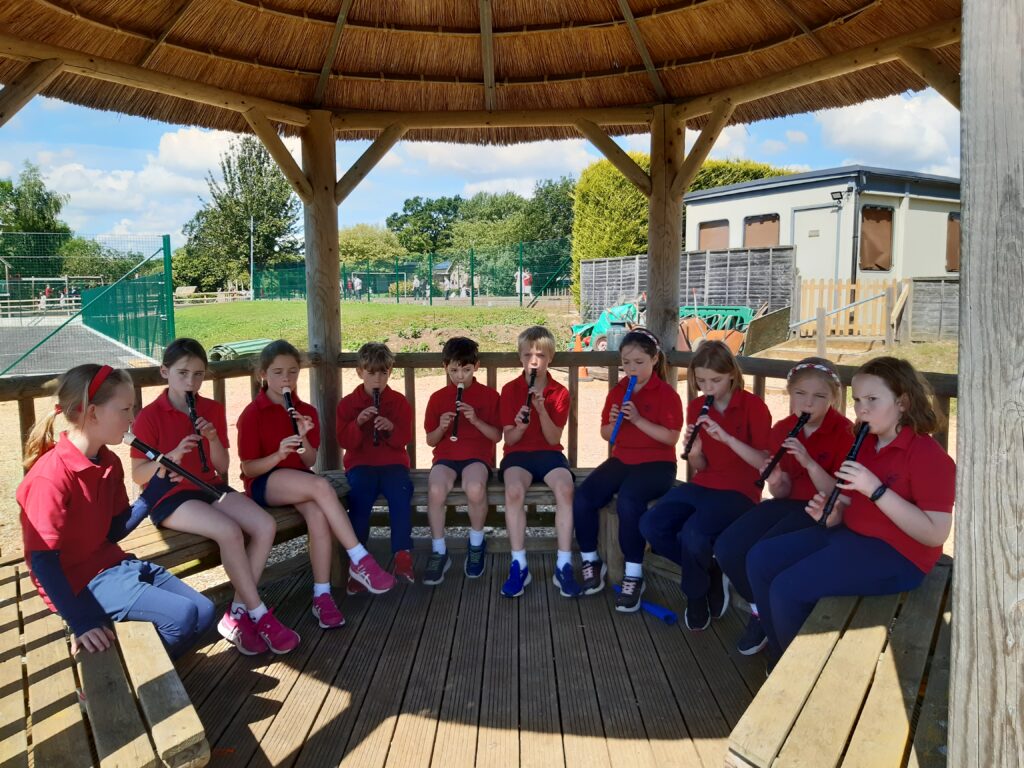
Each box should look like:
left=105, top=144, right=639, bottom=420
left=574, top=333, right=592, bottom=381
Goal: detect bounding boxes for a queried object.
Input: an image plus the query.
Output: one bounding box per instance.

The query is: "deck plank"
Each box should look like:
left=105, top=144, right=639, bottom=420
left=0, top=566, right=28, bottom=768
left=710, top=604, right=767, bottom=696
left=906, top=608, right=952, bottom=768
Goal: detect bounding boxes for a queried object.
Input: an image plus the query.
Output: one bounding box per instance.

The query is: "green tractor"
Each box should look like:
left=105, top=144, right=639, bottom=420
left=571, top=301, right=756, bottom=352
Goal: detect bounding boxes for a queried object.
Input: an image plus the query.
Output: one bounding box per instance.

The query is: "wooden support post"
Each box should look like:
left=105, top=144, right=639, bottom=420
left=243, top=108, right=313, bottom=203
left=302, top=110, right=341, bottom=471
left=478, top=0, right=496, bottom=111
left=898, top=47, right=961, bottom=109
left=334, top=123, right=408, bottom=205
left=574, top=118, right=651, bottom=196
left=647, top=105, right=685, bottom=361
left=615, top=0, right=668, bottom=99
left=313, top=0, right=355, bottom=105
left=669, top=99, right=734, bottom=200
left=0, top=58, right=63, bottom=128
left=950, top=1, right=1023, bottom=763
left=816, top=306, right=827, bottom=357
left=884, top=286, right=895, bottom=347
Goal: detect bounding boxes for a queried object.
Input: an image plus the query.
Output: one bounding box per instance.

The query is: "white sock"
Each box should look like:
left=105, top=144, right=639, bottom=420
left=248, top=602, right=268, bottom=622
left=230, top=600, right=246, bottom=618
left=750, top=603, right=759, bottom=617
left=313, top=582, right=331, bottom=598
left=468, top=528, right=485, bottom=547
left=556, top=550, right=572, bottom=569
left=512, top=549, right=527, bottom=568
left=432, top=537, right=447, bottom=555
left=346, top=543, right=369, bottom=563
left=581, top=551, right=600, bottom=563
left=624, top=561, right=643, bottom=579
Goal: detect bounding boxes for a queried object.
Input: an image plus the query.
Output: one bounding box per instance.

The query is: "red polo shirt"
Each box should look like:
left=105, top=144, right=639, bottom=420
left=337, top=384, right=413, bottom=470
left=500, top=372, right=570, bottom=455
left=768, top=407, right=854, bottom=501
left=237, top=390, right=321, bottom=494
left=131, top=389, right=228, bottom=503
left=843, top=428, right=955, bottom=573
left=425, top=379, right=501, bottom=466
left=602, top=375, right=683, bottom=465
left=18, top=434, right=129, bottom=610
left=689, top=388, right=772, bottom=503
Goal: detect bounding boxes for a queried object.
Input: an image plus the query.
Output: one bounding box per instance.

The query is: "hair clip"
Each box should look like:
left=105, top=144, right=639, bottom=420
left=787, top=362, right=841, bottom=386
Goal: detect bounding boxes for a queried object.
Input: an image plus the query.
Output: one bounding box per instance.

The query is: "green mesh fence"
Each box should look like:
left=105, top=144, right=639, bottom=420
left=0, top=233, right=173, bottom=377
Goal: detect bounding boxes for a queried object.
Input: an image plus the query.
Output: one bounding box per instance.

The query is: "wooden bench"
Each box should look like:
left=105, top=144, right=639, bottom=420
left=1, top=564, right=209, bottom=768
left=725, top=556, right=952, bottom=768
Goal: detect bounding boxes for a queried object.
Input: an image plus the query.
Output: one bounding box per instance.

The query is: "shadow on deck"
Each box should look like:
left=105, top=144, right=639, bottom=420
left=178, top=550, right=762, bottom=767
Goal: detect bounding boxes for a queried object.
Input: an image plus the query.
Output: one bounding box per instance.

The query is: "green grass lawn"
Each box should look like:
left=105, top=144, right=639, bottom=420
left=865, top=340, right=958, bottom=374
left=175, top=300, right=563, bottom=353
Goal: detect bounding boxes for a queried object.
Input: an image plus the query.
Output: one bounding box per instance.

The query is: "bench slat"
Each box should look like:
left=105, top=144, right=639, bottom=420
left=727, top=596, right=857, bottom=767
left=906, top=608, right=952, bottom=768
left=841, top=564, right=951, bottom=767
left=115, top=622, right=210, bottom=768
left=775, top=593, right=901, bottom=768
left=0, top=566, right=28, bottom=768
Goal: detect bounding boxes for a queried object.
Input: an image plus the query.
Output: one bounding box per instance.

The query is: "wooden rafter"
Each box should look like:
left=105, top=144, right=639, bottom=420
left=616, top=0, right=668, bottom=100
left=0, top=59, right=63, bottom=128
left=575, top=118, right=651, bottom=197
left=333, top=107, right=653, bottom=130
left=771, top=0, right=830, bottom=56
left=314, top=0, right=354, bottom=106
left=898, top=47, right=960, bottom=109
left=670, top=99, right=734, bottom=199
left=139, top=0, right=197, bottom=67
left=243, top=108, right=313, bottom=203
left=335, top=123, right=408, bottom=205
left=479, top=0, right=496, bottom=111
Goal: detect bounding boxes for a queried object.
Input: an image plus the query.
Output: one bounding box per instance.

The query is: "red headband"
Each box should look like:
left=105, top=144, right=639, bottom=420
left=87, top=365, right=114, bottom=401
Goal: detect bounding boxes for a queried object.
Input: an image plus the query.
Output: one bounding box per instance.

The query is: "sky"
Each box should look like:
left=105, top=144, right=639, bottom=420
left=0, top=88, right=959, bottom=248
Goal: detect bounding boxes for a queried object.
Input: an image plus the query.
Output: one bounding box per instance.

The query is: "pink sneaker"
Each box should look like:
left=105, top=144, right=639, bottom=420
left=312, top=593, right=346, bottom=629
left=346, top=576, right=367, bottom=596
left=349, top=555, right=396, bottom=594
left=254, top=610, right=301, bottom=654
left=392, top=550, right=415, bottom=584
left=217, top=609, right=267, bottom=656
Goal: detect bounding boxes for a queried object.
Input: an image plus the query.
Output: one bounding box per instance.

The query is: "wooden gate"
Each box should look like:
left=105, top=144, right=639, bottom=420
left=796, top=278, right=906, bottom=337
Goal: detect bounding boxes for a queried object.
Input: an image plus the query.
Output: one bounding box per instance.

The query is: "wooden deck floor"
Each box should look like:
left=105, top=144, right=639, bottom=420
left=177, top=551, right=764, bottom=768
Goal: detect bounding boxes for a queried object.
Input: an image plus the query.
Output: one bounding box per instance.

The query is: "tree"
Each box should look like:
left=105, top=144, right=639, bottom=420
left=176, top=136, right=302, bottom=291
left=0, top=162, right=71, bottom=234
left=513, top=176, right=574, bottom=242
left=58, top=237, right=151, bottom=283
left=338, top=223, right=407, bottom=268
left=385, top=195, right=463, bottom=253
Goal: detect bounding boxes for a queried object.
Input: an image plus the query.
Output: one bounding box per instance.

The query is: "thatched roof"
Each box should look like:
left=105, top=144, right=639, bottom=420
left=0, top=0, right=961, bottom=143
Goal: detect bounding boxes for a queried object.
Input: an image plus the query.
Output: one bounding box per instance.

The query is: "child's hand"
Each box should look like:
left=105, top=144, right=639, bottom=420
left=834, top=460, right=880, bottom=497
left=72, top=626, right=116, bottom=654
left=277, top=435, right=303, bottom=459
left=783, top=437, right=811, bottom=467
left=531, top=388, right=546, bottom=412
left=805, top=490, right=849, bottom=523
left=438, top=412, right=455, bottom=431
left=457, top=401, right=477, bottom=424
left=168, top=434, right=200, bottom=463
left=607, top=404, right=620, bottom=424
left=295, top=413, right=315, bottom=438
left=514, top=405, right=531, bottom=427
left=620, top=401, right=640, bottom=422
left=194, top=416, right=220, bottom=444
left=758, top=456, right=784, bottom=487
left=682, top=424, right=702, bottom=455
left=356, top=406, right=378, bottom=425
left=698, top=415, right=729, bottom=443
left=374, top=415, right=394, bottom=434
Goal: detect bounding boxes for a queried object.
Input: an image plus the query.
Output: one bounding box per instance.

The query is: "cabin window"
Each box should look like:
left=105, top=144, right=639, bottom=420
left=698, top=220, right=729, bottom=250
left=859, top=206, right=894, bottom=271
left=743, top=213, right=780, bottom=247
left=946, top=212, right=961, bottom=272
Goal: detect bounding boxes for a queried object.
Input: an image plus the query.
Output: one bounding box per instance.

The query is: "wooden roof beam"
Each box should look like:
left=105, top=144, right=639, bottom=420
left=314, top=0, right=354, bottom=106
left=575, top=118, right=651, bottom=197
left=332, top=106, right=653, bottom=130
left=898, top=47, right=960, bottom=109
left=0, top=59, right=63, bottom=128
left=673, top=18, right=961, bottom=122
left=670, top=99, right=734, bottom=199
left=243, top=108, right=313, bottom=203
left=616, top=0, right=668, bottom=100
left=139, top=0, right=197, bottom=67
left=0, top=31, right=311, bottom=126
left=479, top=0, right=496, bottom=111
left=335, top=122, right=407, bottom=205
left=771, top=0, right=830, bottom=56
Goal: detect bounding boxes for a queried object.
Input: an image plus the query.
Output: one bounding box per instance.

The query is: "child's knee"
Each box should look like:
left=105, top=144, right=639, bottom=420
left=195, top=595, right=216, bottom=634
left=312, top=476, right=336, bottom=500
left=464, top=480, right=486, bottom=502
left=216, top=521, right=246, bottom=548
left=253, top=509, right=277, bottom=542
left=504, top=483, right=526, bottom=506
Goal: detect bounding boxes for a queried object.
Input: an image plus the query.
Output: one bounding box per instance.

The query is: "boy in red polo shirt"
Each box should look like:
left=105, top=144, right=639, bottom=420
left=498, top=325, right=574, bottom=598
left=421, top=337, right=501, bottom=585
left=639, top=340, right=771, bottom=631
left=571, top=328, right=683, bottom=611
left=336, top=342, right=415, bottom=583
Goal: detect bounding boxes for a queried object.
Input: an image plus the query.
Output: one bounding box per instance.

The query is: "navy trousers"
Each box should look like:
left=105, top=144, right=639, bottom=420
left=345, top=464, right=414, bottom=552
left=573, top=458, right=677, bottom=564
left=713, top=498, right=814, bottom=602
left=748, top=525, right=926, bottom=655
left=639, top=482, right=753, bottom=600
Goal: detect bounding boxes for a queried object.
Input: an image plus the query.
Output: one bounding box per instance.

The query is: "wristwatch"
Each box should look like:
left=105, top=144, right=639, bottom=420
left=869, top=483, right=888, bottom=502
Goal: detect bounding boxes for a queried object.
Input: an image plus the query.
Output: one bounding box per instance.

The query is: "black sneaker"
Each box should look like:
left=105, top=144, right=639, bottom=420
left=580, top=558, right=607, bottom=595
left=614, top=576, right=645, bottom=613
left=685, top=597, right=711, bottom=631
left=464, top=540, right=486, bottom=578
left=737, top=614, right=768, bottom=656
left=422, top=552, right=452, bottom=586
left=708, top=564, right=730, bottom=620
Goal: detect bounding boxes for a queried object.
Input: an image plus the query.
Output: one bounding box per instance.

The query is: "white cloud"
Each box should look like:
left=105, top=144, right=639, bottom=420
left=785, top=129, right=808, bottom=144
left=463, top=177, right=537, bottom=197
left=39, top=97, right=69, bottom=112
left=0, top=160, right=13, bottom=178
left=784, top=163, right=812, bottom=173
left=760, top=139, right=787, bottom=155
left=403, top=139, right=597, bottom=179
left=622, top=125, right=750, bottom=160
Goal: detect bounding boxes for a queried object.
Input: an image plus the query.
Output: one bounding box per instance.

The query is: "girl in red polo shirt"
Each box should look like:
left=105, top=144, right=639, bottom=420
left=132, top=338, right=299, bottom=656
left=571, top=328, right=683, bottom=612
left=714, top=357, right=854, bottom=655
left=639, top=340, right=771, bottom=631
left=19, top=363, right=215, bottom=659
left=748, top=356, right=955, bottom=660
left=238, top=340, right=395, bottom=629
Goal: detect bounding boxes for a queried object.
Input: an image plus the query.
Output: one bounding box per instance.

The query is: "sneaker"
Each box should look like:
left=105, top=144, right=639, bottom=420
left=423, top=552, right=452, bottom=585
left=312, top=593, right=346, bottom=629
left=349, top=554, right=396, bottom=594
left=580, top=558, right=607, bottom=596
left=500, top=560, right=532, bottom=598
left=345, top=576, right=367, bottom=596
left=464, top=540, right=487, bottom=579
left=254, top=610, right=301, bottom=655
left=552, top=562, right=582, bottom=598
left=685, top=597, right=711, bottom=631
left=393, top=550, right=415, bottom=583
left=217, top=609, right=267, bottom=656
left=737, top=614, right=768, bottom=656
left=708, top=564, right=730, bottom=620
left=614, top=576, right=645, bottom=613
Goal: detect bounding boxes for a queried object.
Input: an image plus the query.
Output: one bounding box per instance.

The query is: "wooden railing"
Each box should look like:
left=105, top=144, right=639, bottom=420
left=0, top=351, right=958, bottom=470
left=795, top=278, right=907, bottom=338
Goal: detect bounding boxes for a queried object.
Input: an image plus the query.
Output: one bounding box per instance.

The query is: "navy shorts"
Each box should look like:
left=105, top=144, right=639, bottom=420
left=499, top=450, right=573, bottom=483
left=151, top=484, right=234, bottom=527
left=249, top=466, right=315, bottom=508
left=434, top=459, right=492, bottom=482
